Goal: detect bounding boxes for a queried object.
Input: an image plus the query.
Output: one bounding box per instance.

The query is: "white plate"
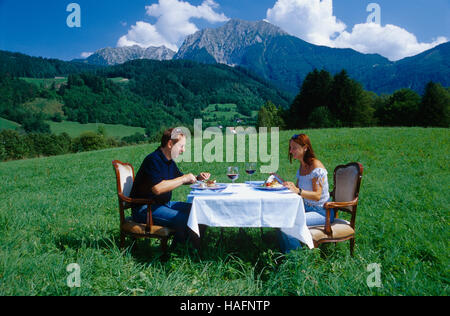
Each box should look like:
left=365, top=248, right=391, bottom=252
left=252, top=185, right=288, bottom=191
left=245, top=181, right=265, bottom=185
left=190, top=183, right=228, bottom=191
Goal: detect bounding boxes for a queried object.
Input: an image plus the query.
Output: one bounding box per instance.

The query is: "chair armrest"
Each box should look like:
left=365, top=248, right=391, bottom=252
left=323, top=198, right=358, bottom=210
left=118, top=193, right=155, bottom=233
left=118, top=193, right=154, bottom=206
left=322, top=198, right=358, bottom=236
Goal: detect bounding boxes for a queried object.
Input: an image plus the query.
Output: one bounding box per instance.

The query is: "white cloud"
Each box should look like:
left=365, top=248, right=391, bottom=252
left=118, top=0, right=228, bottom=51
left=266, top=0, right=448, bottom=61
left=266, top=0, right=346, bottom=46
left=117, top=21, right=178, bottom=51
left=333, top=23, right=448, bottom=61
left=81, top=52, right=93, bottom=58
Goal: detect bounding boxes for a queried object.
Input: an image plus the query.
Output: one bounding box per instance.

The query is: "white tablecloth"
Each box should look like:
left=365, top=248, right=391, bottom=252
left=186, top=183, right=314, bottom=249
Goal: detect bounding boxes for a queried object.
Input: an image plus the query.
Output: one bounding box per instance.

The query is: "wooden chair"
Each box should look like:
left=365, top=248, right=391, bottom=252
left=308, top=162, right=364, bottom=256
left=112, top=160, right=175, bottom=256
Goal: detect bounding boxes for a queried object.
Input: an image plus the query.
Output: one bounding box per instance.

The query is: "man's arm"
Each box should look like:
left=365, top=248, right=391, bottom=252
left=152, top=173, right=197, bottom=196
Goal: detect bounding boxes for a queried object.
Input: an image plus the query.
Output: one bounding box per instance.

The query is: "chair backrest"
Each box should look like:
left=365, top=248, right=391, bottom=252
left=112, top=160, right=135, bottom=198
left=333, top=162, right=363, bottom=212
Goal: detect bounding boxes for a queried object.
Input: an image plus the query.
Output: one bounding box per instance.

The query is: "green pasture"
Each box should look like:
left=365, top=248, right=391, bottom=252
left=0, top=117, right=20, bottom=131
left=108, top=77, right=130, bottom=85
left=0, top=128, right=448, bottom=295
left=202, top=103, right=256, bottom=127
left=46, top=120, right=145, bottom=139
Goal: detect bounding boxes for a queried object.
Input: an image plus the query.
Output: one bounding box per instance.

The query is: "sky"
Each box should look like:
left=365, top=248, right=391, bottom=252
left=0, top=0, right=449, bottom=61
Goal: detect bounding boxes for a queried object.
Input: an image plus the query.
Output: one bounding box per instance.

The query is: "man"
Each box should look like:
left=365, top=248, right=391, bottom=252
left=130, top=127, right=210, bottom=247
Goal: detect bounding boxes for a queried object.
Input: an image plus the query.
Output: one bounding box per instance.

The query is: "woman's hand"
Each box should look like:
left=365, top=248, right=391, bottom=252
left=283, top=181, right=299, bottom=194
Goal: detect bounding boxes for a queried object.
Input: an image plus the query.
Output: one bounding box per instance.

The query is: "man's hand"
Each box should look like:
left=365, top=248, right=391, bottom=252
left=197, top=172, right=211, bottom=181
left=182, top=173, right=197, bottom=184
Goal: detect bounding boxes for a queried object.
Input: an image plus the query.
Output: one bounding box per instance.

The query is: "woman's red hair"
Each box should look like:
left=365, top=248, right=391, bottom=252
left=289, top=134, right=316, bottom=165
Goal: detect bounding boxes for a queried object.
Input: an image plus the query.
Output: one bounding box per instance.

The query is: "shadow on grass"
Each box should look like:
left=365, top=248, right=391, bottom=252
left=54, top=227, right=283, bottom=266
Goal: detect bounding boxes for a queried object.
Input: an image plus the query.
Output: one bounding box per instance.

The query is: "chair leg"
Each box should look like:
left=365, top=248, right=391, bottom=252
left=350, top=238, right=355, bottom=257
left=120, top=232, right=125, bottom=249
left=161, top=237, right=168, bottom=256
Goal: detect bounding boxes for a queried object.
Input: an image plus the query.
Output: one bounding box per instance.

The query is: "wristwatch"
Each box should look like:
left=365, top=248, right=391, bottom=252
left=298, top=188, right=302, bottom=196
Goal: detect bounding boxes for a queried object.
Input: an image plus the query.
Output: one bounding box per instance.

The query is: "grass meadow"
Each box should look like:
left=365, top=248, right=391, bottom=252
left=0, top=117, right=21, bottom=131
left=0, top=127, right=448, bottom=296
left=45, top=120, right=145, bottom=139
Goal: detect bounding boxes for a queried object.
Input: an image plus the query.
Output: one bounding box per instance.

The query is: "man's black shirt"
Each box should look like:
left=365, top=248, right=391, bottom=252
left=130, top=148, right=183, bottom=205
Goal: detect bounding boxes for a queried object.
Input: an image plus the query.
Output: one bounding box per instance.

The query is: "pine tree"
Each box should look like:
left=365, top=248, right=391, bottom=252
left=418, top=82, right=450, bottom=127
left=289, top=69, right=333, bottom=128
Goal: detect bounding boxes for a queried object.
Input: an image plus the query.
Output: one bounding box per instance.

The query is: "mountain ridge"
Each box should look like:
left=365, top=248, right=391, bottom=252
left=73, top=45, right=176, bottom=66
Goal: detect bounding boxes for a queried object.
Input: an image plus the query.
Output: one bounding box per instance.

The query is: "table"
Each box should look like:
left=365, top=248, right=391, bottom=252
left=186, top=183, right=314, bottom=249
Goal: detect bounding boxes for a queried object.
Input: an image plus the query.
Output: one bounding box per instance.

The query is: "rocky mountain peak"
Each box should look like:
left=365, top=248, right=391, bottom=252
left=174, top=19, right=288, bottom=65
left=82, top=45, right=176, bottom=66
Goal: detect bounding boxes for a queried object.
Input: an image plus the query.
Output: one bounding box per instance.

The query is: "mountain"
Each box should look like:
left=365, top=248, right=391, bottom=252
left=174, top=19, right=288, bottom=65
left=75, top=45, right=176, bottom=66
left=174, top=19, right=449, bottom=95
left=364, top=42, right=450, bottom=94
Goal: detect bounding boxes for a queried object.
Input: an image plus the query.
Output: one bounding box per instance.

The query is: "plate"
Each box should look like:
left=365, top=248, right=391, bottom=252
left=190, top=191, right=233, bottom=196
left=245, top=181, right=265, bottom=185
left=190, top=183, right=228, bottom=191
left=252, top=185, right=289, bottom=191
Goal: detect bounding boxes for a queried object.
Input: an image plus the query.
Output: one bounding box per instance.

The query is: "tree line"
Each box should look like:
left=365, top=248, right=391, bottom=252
left=258, top=69, right=449, bottom=129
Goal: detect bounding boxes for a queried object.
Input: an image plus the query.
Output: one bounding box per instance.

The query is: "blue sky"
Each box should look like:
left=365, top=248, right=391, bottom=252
left=0, top=0, right=449, bottom=61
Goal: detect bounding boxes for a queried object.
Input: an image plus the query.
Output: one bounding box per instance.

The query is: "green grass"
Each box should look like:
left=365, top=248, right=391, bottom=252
left=0, top=117, right=21, bottom=131
left=46, top=120, right=146, bottom=138
left=108, top=77, right=130, bottom=85
left=0, top=127, right=448, bottom=295
left=202, top=103, right=256, bottom=127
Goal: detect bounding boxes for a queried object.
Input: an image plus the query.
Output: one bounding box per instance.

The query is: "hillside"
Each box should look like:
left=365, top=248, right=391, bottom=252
left=96, top=59, right=292, bottom=119
left=365, top=42, right=450, bottom=94
left=0, top=50, right=102, bottom=78
left=0, top=54, right=292, bottom=134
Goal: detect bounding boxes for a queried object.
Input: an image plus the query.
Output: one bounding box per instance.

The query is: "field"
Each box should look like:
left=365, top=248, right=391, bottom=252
left=202, top=103, right=258, bottom=127
left=0, top=117, right=21, bottom=131
left=46, top=120, right=146, bottom=138
left=0, top=127, right=448, bottom=295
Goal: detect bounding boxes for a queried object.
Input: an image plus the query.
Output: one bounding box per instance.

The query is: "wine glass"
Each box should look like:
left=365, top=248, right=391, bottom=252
left=227, top=166, right=239, bottom=185
left=245, top=162, right=256, bottom=183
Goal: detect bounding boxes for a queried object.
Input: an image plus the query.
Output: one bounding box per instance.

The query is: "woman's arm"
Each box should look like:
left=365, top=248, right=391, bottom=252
left=284, top=178, right=323, bottom=201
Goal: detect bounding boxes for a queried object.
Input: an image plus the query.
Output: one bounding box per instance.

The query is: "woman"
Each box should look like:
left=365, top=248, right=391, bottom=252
left=278, top=134, right=334, bottom=253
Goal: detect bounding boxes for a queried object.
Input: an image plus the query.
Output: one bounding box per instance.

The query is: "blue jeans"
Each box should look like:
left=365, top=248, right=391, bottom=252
left=132, top=201, right=192, bottom=244
left=277, top=203, right=335, bottom=254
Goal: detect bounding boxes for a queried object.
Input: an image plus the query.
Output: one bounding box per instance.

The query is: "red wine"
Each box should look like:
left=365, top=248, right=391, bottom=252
left=227, top=174, right=239, bottom=180
left=245, top=169, right=256, bottom=175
